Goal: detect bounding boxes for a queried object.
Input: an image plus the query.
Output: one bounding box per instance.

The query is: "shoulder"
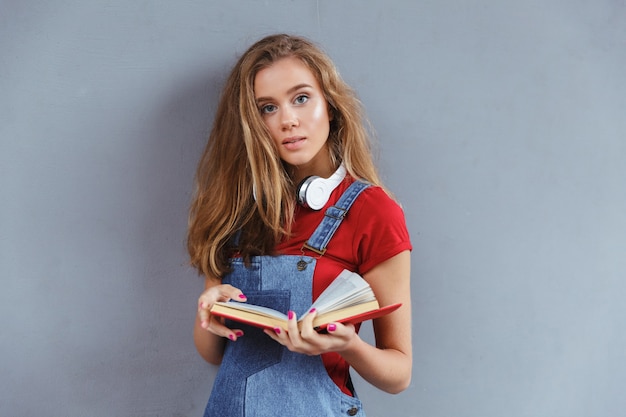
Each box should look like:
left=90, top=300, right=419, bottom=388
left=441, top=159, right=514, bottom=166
left=328, top=178, right=409, bottom=231
left=344, top=183, right=412, bottom=273
left=351, top=184, right=407, bottom=221
left=342, top=181, right=411, bottom=244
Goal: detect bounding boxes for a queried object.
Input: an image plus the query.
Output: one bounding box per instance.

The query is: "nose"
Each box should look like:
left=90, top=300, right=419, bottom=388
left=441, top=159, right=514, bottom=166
left=280, top=108, right=298, bottom=130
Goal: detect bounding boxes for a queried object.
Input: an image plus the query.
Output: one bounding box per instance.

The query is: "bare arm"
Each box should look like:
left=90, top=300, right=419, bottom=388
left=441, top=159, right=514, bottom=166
left=193, top=276, right=247, bottom=365
left=338, top=250, right=412, bottom=393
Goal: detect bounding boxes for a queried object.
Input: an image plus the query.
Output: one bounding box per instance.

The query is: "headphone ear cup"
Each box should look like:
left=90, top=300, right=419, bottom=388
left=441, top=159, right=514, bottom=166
left=297, top=176, right=319, bottom=209
left=298, top=176, right=330, bottom=210
left=296, top=176, right=310, bottom=206
left=296, top=164, right=347, bottom=210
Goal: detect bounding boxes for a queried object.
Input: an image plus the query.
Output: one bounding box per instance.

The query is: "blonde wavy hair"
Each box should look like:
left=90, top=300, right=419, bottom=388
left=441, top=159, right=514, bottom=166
left=188, top=34, right=383, bottom=279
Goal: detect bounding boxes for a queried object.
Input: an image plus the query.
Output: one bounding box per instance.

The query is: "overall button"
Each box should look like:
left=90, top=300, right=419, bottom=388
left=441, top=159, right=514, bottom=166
left=347, top=406, right=359, bottom=416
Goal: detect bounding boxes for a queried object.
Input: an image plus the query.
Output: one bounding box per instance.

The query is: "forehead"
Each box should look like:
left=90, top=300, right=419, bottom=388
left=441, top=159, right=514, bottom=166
left=254, top=56, right=321, bottom=98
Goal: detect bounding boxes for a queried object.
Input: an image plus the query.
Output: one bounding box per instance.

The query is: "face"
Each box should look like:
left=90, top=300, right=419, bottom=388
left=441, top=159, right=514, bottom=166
left=254, top=56, right=332, bottom=180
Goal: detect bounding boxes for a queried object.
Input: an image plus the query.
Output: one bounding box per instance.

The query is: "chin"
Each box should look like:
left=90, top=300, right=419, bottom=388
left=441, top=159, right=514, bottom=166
left=281, top=156, right=314, bottom=168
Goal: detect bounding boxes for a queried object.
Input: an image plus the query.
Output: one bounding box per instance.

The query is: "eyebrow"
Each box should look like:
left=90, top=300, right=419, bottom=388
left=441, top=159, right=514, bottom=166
left=255, top=83, right=314, bottom=103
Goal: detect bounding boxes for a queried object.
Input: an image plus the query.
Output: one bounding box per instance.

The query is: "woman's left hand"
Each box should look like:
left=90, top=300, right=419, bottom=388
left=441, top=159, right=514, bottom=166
left=263, top=309, right=359, bottom=356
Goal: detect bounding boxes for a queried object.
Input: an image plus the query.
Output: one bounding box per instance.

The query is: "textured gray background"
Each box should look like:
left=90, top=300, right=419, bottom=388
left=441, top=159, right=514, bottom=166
left=1, top=1, right=625, bottom=416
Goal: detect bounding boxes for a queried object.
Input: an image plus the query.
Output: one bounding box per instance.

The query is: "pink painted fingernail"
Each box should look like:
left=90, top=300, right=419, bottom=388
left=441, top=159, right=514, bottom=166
left=273, top=327, right=281, bottom=334
left=229, top=334, right=235, bottom=341
left=309, top=308, right=316, bottom=314
left=238, top=294, right=247, bottom=299
left=235, top=331, right=244, bottom=337
left=328, top=324, right=337, bottom=332
left=288, top=311, right=295, bottom=320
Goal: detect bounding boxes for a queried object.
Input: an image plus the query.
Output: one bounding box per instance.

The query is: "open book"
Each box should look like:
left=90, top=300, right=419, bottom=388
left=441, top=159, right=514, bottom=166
left=210, top=269, right=401, bottom=331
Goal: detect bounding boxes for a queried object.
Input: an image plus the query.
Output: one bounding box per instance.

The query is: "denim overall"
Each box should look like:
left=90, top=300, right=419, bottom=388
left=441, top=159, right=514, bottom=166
left=203, top=181, right=371, bottom=417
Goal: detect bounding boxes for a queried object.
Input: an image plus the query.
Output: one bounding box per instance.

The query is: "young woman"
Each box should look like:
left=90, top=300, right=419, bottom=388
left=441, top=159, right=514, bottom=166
left=188, top=34, right=412, bottom=417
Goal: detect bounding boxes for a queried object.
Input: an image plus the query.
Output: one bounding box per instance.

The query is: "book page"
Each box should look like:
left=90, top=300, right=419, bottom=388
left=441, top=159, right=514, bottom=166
left=214, top=301, right=288, bottom=321
left=309, top=270, right=375, bottom=314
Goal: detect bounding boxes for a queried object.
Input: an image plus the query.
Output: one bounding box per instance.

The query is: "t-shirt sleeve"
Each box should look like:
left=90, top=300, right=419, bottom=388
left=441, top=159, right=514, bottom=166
left=352, top=186, right=412, bottom=274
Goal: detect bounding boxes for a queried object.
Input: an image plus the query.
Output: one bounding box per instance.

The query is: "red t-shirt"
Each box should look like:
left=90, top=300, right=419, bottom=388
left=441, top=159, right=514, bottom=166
left=275, top=177, right=412, bottom=395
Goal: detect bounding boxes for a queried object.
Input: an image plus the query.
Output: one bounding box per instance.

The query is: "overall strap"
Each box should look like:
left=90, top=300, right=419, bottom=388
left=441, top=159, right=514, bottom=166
left=302, top=180, right=371, bottom=256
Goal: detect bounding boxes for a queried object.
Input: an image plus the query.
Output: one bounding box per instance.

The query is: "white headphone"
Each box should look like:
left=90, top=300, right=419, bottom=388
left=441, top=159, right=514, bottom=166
left=296, top=164, right=346, bottom=210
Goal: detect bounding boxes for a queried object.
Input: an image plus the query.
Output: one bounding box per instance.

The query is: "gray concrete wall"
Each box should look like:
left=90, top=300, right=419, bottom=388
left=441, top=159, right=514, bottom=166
left=1, top=1, right=624, bottom=416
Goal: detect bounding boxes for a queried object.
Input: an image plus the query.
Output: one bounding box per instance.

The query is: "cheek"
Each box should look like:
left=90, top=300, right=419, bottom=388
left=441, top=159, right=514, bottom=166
left=310, top=101, right=331, bottom=126
left=263, top=117, right=281, bottom=139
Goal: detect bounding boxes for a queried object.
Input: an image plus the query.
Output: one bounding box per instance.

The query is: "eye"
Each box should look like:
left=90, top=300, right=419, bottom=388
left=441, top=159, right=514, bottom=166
left=294, top=94, right=309, bottom=105
left=259, top=104, right=277, bottom=114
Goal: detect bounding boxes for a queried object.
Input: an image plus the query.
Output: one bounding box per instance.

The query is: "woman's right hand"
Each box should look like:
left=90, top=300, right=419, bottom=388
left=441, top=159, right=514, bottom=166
left=197, top=283, right=247, bottom=341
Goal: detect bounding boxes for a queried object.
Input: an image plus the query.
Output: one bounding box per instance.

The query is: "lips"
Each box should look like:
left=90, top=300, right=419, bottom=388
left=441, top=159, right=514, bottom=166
left=282, top=136, right=305, bottom=145
left=282, top=136, right=307, bottom=151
